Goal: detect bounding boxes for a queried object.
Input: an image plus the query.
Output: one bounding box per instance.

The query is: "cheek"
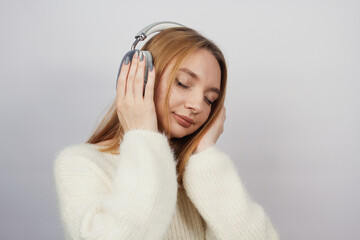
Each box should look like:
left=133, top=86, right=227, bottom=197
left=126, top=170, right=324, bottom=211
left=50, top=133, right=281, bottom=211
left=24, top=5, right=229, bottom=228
left=197, top=110, right=211, bottom=126
left=168, top=89, right=182, bottom=107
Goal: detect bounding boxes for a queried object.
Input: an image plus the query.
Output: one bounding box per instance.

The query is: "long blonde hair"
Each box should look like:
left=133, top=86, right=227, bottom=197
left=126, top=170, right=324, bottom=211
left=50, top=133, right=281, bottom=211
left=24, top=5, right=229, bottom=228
left=87, top=27, right=227, bottom=187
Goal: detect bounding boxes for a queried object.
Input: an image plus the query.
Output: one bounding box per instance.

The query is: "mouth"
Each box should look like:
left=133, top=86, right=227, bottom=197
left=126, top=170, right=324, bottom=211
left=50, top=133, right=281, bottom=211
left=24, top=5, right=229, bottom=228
left=172, top=113, right=193, bottom=128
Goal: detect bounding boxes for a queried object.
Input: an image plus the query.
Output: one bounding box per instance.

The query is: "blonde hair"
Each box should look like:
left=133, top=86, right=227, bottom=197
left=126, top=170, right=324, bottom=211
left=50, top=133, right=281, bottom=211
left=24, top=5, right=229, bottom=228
left=86, top=27, right=227, bottom=187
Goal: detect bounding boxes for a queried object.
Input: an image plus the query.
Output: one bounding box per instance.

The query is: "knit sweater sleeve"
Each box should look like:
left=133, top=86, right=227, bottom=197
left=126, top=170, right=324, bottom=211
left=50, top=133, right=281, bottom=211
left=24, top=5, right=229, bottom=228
left=182, top=145, right=280, bottom=240
left=54, top=129, right=178, bottom=240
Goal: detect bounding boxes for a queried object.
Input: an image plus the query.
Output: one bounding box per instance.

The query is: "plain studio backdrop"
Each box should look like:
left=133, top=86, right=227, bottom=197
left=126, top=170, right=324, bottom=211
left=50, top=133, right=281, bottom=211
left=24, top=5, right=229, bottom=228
left=0, top=0, right=359, bottom=239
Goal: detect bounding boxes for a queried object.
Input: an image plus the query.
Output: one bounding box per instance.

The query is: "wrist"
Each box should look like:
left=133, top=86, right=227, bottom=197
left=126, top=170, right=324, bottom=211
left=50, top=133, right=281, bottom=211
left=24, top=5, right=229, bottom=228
left=195, top=142, right=215, bottom=153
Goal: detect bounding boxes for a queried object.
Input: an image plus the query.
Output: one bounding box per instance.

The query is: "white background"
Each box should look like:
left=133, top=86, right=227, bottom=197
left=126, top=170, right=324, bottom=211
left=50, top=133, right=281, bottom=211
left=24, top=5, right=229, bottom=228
left=0, top=0, right=359, bottom=239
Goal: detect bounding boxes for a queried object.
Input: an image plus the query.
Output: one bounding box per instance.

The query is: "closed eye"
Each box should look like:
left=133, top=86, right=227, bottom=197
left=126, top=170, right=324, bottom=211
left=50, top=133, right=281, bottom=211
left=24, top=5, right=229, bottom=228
left=176, top=79, right=189, bottom=89
left=175, top=79, right=215, bottom=105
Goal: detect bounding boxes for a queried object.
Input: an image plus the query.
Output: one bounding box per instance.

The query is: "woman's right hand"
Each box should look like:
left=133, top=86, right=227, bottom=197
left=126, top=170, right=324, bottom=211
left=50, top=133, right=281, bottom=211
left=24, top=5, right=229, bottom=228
left=116, top=50, right=158, bottom=133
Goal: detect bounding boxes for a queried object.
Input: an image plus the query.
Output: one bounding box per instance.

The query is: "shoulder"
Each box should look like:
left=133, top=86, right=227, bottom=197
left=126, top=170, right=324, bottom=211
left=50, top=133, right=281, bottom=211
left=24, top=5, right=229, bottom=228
left=53, top=143, right=116, bottom=196
left=55, top=143, right=97, bottom=161
left=53, top=143, right=113, bottom=173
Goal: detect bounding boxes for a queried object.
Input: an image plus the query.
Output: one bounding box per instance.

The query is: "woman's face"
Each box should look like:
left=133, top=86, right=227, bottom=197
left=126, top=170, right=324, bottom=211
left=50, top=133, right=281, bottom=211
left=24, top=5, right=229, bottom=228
left=154, top=48, right=221, bottom=139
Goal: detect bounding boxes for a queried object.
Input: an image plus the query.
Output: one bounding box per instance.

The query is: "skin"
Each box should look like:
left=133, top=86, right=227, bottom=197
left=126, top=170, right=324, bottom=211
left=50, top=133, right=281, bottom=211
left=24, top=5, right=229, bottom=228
left=155, top=48, right=220, bottom=137
left=108, top=48, right=226, bottom=153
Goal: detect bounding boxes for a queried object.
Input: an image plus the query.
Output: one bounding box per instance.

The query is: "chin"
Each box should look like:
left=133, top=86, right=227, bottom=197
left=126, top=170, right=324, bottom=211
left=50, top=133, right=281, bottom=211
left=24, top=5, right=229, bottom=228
left=169, top=122, right=197, bottom=139
left=158, top=122, right=185, bottom=139
left=169, top=130, right=187, bottom=139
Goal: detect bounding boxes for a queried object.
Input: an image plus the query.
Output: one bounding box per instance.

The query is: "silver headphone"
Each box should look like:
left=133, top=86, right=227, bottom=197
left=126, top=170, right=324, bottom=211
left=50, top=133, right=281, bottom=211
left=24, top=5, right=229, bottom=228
left=116, top=21, right=185, bottom=96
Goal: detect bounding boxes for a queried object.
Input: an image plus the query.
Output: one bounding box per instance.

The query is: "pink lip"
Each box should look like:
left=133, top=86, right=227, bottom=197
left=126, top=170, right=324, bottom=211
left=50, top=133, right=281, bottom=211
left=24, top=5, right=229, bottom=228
left=173, top=113, right=194, bottom=124
left=173, top=113, right=194, bottom=128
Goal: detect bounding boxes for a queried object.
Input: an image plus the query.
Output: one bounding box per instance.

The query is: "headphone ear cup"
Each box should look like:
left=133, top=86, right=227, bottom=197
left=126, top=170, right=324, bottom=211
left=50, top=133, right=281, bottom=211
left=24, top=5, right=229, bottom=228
left=116, top=50, right=136, bottom=89
left=142, top=51, right=153, bottom=86
left=116, top=50, right=153, bottom=93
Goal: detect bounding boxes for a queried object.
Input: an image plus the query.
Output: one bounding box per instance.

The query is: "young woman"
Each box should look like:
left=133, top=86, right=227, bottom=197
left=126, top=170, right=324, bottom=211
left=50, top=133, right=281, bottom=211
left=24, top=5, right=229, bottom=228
left=54, top=26, right=279, bottom=240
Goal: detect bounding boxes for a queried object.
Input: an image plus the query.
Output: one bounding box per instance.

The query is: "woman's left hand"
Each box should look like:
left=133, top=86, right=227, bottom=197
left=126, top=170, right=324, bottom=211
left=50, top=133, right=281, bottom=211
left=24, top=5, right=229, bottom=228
left=195, top=105, right=226, bottom=153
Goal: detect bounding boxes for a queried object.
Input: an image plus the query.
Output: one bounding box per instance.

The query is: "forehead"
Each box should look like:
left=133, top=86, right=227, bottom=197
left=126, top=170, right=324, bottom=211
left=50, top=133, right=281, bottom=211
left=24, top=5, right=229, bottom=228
left=180, top=49, right=221, bottom=78
left=178, top=48, right=221, bottom=88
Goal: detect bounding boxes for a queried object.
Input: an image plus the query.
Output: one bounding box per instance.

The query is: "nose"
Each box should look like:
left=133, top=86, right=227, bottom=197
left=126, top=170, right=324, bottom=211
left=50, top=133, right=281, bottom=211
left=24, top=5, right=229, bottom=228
left=184, top=94, right=203, bottom=113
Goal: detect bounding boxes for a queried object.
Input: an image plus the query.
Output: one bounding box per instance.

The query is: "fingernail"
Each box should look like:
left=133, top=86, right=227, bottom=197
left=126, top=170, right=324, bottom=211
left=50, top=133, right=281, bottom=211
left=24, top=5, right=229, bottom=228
left=134, top=50, right=139, bottom=58
left=140, top=52, right=144, bottom=61
left=150, top=64, right=153, bottom=72
left=125, top=56, right=130, bottom=65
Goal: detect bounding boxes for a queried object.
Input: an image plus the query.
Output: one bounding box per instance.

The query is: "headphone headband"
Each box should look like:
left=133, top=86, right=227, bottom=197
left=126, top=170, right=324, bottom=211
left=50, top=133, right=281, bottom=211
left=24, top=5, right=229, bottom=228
left=131, top=21, right=185, bottom=50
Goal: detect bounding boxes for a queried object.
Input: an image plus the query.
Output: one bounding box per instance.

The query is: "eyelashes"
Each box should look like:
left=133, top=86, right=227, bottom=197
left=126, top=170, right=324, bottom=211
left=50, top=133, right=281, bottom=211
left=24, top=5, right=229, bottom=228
left=175, top=78, right=214, bottom=105
left=176, top=79, right=189, bottom=89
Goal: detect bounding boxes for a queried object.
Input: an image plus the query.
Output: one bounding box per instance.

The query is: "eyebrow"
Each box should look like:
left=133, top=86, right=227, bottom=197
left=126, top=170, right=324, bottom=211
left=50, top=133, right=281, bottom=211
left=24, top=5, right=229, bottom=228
left=178, top=68, right=220, bottom=95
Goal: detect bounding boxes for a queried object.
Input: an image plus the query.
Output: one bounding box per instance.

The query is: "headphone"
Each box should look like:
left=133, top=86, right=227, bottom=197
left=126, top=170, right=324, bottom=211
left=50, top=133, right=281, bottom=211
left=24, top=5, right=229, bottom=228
left=116, top=21, right=185, bottom=96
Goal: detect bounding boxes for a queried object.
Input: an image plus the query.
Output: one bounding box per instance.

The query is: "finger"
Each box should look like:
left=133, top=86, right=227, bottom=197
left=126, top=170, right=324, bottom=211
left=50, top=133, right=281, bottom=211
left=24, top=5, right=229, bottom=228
left=126, top=50, right=140, bottom=99
left=144, top=65, right=156, bottom=102
left=117, top=56, right=131, bottom=99
left=134, top=51, right=146, bottom=99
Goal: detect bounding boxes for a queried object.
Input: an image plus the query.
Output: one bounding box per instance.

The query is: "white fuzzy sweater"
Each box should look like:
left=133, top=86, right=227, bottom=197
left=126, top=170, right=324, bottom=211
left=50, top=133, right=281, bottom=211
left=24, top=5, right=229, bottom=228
left=54, top=129, right=279, bottom=240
